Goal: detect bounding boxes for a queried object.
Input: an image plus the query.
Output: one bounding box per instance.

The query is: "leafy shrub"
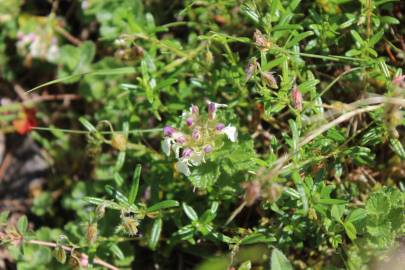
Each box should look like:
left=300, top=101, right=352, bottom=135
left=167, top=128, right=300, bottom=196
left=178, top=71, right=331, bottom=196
left=0, top=0, right=404, bottom=269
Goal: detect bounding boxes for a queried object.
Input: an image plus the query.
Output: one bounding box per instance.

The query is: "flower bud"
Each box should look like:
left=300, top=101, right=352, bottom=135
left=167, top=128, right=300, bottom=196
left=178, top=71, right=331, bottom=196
left=182, top=148, right=193, bottom=158
left=291, top=85, right=303, bottom=111
left=85, top=223, right=97, bottom=245
left=203, top=145, right=213, bottom=153
left=261, top=71, right=278, bottom=89
left=111, top=133, right=127, bottom=151
left=186, top=117, right=193, bottom=127
left=53, top=245, right=66, bottom=264
left=163, top=126, right=174, bottom=137
left=191, top=105, right=199, bottom=115
left=216, top=123, right=225, bottom=131
left=192, top=129, right=200, bottom=140
left=208, top=102, right=216, bottom=120
left=392, top=75, right=405, bottom=88
left=175, top=134, right=186, bottom=144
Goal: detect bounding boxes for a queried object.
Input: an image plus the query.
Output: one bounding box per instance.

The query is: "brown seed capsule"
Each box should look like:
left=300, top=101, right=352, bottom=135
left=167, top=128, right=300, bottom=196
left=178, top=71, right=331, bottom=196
left=53, top=245, right=67, bottom=264
left=261, top=71, right=278, bottom=89
left=111, top=133, right=127, bottom=151
left=291, top=85, right=303, bottom=111
left=85, top=223, right=98, bottom=245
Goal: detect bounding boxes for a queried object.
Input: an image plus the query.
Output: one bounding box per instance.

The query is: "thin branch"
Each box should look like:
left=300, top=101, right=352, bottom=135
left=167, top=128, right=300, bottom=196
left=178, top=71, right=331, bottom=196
left=27, top=239, right=120, bottom=270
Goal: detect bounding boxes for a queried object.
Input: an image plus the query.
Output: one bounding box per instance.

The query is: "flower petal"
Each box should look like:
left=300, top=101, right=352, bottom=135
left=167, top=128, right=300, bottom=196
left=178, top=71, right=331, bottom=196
left=223, top=125, right=237, bottom=142
left=172, top=143, right=181, bottom=158
left=162, top=138, right=172, bottom=156
left=175, top=161, right=191, bottom=176
left=190, top=152, right=204, bottom=166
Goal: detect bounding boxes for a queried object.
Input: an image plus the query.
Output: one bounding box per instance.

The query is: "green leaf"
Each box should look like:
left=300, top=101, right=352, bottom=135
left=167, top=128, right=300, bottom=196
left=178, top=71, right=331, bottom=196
left=271, top=248, right=293, bottom=270
left=110, top=244, right=124, bottom=260
left=389, top=138, right=405, bottom=159
left=331, top=205, right=345, bottom=222
left=148, top=218, right=162, bottom=250
left=182, top=203, right=198, bottom=221
left=17, top=215, right=28, bottom=235
left=0, top=211, right=9, bottom=225
left=128, top=164, right=142, bottom=205
left=346, top=209, right=367, bottom=223
left=240, top=232, right=269, bottom=245
left=105, top=185, right=130, bottom=206
left=238, top=261, right=252, bottom=270
left=319, top=198, right=347, bottom=205
left=344, top=221, right=357, bottom=240
left=114, top=151, right=126, bottom=173
left=366, top=192, right=390, bottom=216
left=285, top=31, right=313, bottom=48
left=380, top=16, right=400, bottom=25
left=146, top=200, right=179, bottom=212
left=79, top=117, right=97, bottom=132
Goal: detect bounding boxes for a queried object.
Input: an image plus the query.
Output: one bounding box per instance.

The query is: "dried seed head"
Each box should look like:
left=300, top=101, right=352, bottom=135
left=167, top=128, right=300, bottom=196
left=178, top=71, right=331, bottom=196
left=264, top=183, right=284, bottom=203
left=53, top=246, right=67, bottom=264
left=243, top=181, right=261, bottom=206
left=95, top=203, right=106, bottom=220
left=205, top=50, right=214, bottom=65
left=253, top=29, right=270, bottom=50
left=85, top=223, right=98, bottom=245
left=261, top=71, right=278, bottom=89
left=245, top=57, right=258, bottom=81
left=122, top=217, right=139, bottom=236
left=111, top=133, right=127, bottom=151
left=291, top=85, right=303, bottom=111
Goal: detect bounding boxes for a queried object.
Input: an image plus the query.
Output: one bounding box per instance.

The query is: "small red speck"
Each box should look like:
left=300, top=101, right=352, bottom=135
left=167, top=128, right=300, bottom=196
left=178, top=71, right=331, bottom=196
left=12, top=107, right=37, bottom=135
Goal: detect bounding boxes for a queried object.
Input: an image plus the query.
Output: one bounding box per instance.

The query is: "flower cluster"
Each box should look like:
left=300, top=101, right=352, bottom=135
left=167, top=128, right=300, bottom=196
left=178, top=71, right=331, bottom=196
left=16, top=31, right=59, bottom=62
left=162, top=102, right=237, bottom=176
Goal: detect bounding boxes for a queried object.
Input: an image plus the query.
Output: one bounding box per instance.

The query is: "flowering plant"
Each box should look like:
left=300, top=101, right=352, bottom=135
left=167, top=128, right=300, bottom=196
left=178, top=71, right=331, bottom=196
left=162, top=102, right=237, bottom=177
